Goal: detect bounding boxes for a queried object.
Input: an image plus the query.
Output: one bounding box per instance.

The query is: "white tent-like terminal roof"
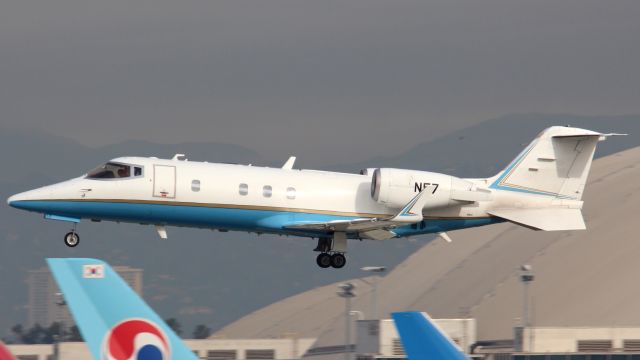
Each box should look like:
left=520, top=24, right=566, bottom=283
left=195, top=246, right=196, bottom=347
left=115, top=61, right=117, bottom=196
left=214, top=147, right=640, bottom=357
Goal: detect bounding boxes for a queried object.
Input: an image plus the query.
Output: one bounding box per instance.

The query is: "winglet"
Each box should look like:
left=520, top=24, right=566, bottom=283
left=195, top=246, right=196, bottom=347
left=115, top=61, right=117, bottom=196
left=47, top=258, right=199, bottom=360
left=389, top=189, right=429, bottom=223
left=282, top=156, right=296, bottom=170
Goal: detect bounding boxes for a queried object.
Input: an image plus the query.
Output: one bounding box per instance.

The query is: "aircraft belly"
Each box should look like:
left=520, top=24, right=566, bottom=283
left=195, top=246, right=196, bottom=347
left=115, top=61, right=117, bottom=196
left=20, top=200, right=357, bottom=234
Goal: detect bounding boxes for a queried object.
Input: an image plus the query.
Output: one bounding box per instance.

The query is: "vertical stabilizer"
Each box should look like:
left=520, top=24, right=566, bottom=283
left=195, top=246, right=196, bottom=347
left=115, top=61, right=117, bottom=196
left=392, top=312, right=469, bottom=360
left=47, top=258, right=198, bottom=360
left=489, top=126, right=616, bottom=200
left=0, top=342, right=17, bottom=360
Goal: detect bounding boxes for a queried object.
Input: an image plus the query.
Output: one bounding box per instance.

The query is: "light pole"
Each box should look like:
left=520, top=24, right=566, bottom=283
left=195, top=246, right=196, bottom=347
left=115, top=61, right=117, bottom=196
left=520, top=265, right=535, bottom=353
left=54, top=292, right=67, bottom=360
left=360, top=266, right=386, bottom=319
left=338, top=283, right=356, bottom=360
left=520, top=265, right=534, bottom=328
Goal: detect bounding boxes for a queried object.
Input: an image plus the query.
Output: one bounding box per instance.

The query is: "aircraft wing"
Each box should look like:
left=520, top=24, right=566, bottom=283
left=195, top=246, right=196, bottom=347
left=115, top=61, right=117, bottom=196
left=284, top=189, right=432, bottom=240
left=285, top=218, right=398, bottom=232
left=285, top=218, right=400, bottom=240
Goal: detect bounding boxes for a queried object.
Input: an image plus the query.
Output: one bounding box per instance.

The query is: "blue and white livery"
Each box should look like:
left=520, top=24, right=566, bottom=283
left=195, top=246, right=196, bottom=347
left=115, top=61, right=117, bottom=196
left=47, top=258, right=198, bottom=360
left=11, top=127, right=622, bottom=268
left=393, top=311, right=469, bottom=360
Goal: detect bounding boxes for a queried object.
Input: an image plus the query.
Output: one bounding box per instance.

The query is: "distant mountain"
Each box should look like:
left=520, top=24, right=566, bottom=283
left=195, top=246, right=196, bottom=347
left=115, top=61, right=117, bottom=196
left=1, top=114, right=638, bottom=338
left=330, top=114, right=640, bottom=177
left=0, top=128, right=269, bottom=183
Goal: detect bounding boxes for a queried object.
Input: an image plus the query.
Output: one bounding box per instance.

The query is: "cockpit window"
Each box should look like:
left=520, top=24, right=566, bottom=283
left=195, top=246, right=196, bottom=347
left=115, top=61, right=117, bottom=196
left=86, top=162, right=141, bottom=179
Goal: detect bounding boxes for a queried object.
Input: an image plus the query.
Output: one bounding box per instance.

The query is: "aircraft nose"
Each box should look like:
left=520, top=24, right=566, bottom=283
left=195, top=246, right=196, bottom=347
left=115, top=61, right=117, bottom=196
left=7, top=192, right=25, bottom=208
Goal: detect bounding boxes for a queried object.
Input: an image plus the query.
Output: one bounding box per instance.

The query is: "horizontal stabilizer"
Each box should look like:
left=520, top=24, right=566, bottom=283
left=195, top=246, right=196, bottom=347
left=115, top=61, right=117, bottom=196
left=488, top=208, right=585, bottom=231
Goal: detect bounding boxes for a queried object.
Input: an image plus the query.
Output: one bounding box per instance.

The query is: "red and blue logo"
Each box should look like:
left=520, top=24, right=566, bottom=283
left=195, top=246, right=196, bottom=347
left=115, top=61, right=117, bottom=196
left=102, top=319, right=171, bottom=360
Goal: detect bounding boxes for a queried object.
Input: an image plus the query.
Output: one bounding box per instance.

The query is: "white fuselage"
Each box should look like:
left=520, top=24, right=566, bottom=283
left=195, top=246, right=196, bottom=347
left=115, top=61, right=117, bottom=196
left=8, top=156, right=536, bottom=238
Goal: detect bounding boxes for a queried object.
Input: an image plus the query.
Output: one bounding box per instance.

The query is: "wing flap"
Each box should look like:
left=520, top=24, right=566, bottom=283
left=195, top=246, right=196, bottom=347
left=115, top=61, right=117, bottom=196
left=488, top=208, right=585, bottom=231
left=361, top=229, right=397, bottom=240
left=284, top=218, right=397, bottom=232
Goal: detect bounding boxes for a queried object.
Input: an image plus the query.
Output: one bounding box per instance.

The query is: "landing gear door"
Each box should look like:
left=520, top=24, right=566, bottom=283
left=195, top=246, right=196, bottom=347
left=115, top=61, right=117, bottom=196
left=153, top=165, right=176, bottom=199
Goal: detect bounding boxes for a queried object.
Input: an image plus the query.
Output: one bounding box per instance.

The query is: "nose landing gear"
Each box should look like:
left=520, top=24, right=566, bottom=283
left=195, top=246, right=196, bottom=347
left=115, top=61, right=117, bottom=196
left=64, top=224, right=80, bottom=247
left=64, top=232, right=80, bottom=247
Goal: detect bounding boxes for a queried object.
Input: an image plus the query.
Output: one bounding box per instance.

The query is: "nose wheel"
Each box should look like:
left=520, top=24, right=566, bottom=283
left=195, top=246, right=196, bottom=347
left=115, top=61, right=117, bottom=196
left=64, top=231, right=80, bottom=247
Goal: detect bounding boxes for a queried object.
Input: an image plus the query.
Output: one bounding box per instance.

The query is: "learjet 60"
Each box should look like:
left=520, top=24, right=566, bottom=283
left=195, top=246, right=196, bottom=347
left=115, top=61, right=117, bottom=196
left=8, top=126, right=621, bottom=268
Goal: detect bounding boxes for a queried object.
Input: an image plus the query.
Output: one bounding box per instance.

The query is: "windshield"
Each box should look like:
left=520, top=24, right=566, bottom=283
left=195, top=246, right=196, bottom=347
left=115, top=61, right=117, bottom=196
left=86, top=162, right=141, bottom=179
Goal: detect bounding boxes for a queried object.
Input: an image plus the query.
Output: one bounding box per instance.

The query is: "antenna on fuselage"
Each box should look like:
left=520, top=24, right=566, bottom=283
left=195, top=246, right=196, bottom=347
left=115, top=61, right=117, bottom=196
left=282, top=156, right=296, bottom=170
left=172, top=154, right=187, bottom=161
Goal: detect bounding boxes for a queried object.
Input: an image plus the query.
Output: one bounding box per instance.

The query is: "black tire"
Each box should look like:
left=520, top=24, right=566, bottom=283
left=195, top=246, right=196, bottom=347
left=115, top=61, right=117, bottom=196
left=64, top=232, right=80, bottom=248
left=330, top=253, right=346, bottom=269
left=316, top=253, right=331, bottom=268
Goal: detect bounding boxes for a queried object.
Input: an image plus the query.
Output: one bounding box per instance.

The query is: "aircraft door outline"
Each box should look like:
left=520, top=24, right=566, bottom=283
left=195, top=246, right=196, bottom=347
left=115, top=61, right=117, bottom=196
left=153, top=165, right=176, bottom=199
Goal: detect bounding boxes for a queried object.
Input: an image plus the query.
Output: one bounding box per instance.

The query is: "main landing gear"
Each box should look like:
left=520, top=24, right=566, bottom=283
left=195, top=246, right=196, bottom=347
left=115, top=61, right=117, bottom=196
left=314, top=233, right=348, bottom=269
left=64, top=224, right=80, bottom=247
left=316, top=252, right=346, bottom=269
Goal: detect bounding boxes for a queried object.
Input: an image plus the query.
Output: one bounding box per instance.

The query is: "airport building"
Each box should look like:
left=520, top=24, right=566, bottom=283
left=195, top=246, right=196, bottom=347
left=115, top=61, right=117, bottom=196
left=10, top=322, right=640, bottom=360
left=26, top=266, right=143, bottom=327
left=7, top=338, right=316, bottom=360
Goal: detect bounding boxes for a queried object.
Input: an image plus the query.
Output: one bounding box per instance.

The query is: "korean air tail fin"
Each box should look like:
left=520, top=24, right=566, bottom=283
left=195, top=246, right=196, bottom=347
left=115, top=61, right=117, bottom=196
left=0, top=342, right=17, bottom=360
left=489, top=126, right=624, bottom=200
left=392, top=312, right=469, bottom=360
left=47, top=258, right=198, bottom=360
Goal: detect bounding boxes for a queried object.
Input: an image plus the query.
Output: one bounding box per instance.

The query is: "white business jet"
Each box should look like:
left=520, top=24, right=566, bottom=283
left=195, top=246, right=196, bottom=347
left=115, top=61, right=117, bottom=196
left=8, top=126, right=622, bottom=268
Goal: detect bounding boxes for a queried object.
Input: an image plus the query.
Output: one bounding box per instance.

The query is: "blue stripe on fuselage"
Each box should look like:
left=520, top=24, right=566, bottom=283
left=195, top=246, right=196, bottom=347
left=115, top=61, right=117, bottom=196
left=10, top=200, right=503, bottom=238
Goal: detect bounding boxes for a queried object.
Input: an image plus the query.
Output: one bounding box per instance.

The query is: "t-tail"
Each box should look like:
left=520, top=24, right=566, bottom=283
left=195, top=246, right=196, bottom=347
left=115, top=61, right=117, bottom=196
left=392, top=312, right=469, bottom=360
left=47, top=258, right=198, bottom=360
left=485, top=126, right=625, bottom=231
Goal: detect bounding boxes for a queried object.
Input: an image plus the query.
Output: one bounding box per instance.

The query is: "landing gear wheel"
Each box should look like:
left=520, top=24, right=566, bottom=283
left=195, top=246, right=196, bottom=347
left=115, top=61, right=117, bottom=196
left=330, top=253, right=346, bottom=269
left=64, top=232, right=80, bottom=247
left=316, top=253, right=332, bottom=268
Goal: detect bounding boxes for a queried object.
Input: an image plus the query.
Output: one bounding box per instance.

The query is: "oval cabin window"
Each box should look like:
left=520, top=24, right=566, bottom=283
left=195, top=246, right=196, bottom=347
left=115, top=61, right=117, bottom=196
left=191, top=180, right=201, bottom=192
left=239, top=183, right=248, bottom=196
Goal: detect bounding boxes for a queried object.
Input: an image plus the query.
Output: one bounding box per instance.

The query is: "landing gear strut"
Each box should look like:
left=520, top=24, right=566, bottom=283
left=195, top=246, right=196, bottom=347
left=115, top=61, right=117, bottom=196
left=314, top=233, right=347, bottom=269
left=64, top=224, right=80, bottom=247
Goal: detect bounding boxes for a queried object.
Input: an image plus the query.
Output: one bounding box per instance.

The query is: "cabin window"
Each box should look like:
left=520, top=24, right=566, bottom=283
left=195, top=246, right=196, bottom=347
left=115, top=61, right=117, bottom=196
left=134, top=167, right=143, bottom=177
left=263, top=185, right=272, bottom=198
left=191, top=180, right=201, bottom=192
left=286, top=187, right=296, bottom=200
left=239, top=183, right=248, bottom=196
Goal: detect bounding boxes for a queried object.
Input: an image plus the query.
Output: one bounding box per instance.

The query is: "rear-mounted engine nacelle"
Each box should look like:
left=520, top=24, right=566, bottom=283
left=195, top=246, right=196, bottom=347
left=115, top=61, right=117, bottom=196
left=370, top=168, right=475, bottom=209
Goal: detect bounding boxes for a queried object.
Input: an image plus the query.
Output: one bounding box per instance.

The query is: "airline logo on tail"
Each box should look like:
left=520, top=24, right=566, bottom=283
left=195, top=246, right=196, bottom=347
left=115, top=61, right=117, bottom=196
left=102, top=319, right=171, bottom=360
left=84, top=264, right=105, bottom=278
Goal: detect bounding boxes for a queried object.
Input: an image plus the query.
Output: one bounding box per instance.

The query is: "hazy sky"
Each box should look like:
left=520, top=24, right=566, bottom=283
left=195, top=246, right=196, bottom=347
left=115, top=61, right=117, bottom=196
left=1, top=0, right=639, bottom=164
